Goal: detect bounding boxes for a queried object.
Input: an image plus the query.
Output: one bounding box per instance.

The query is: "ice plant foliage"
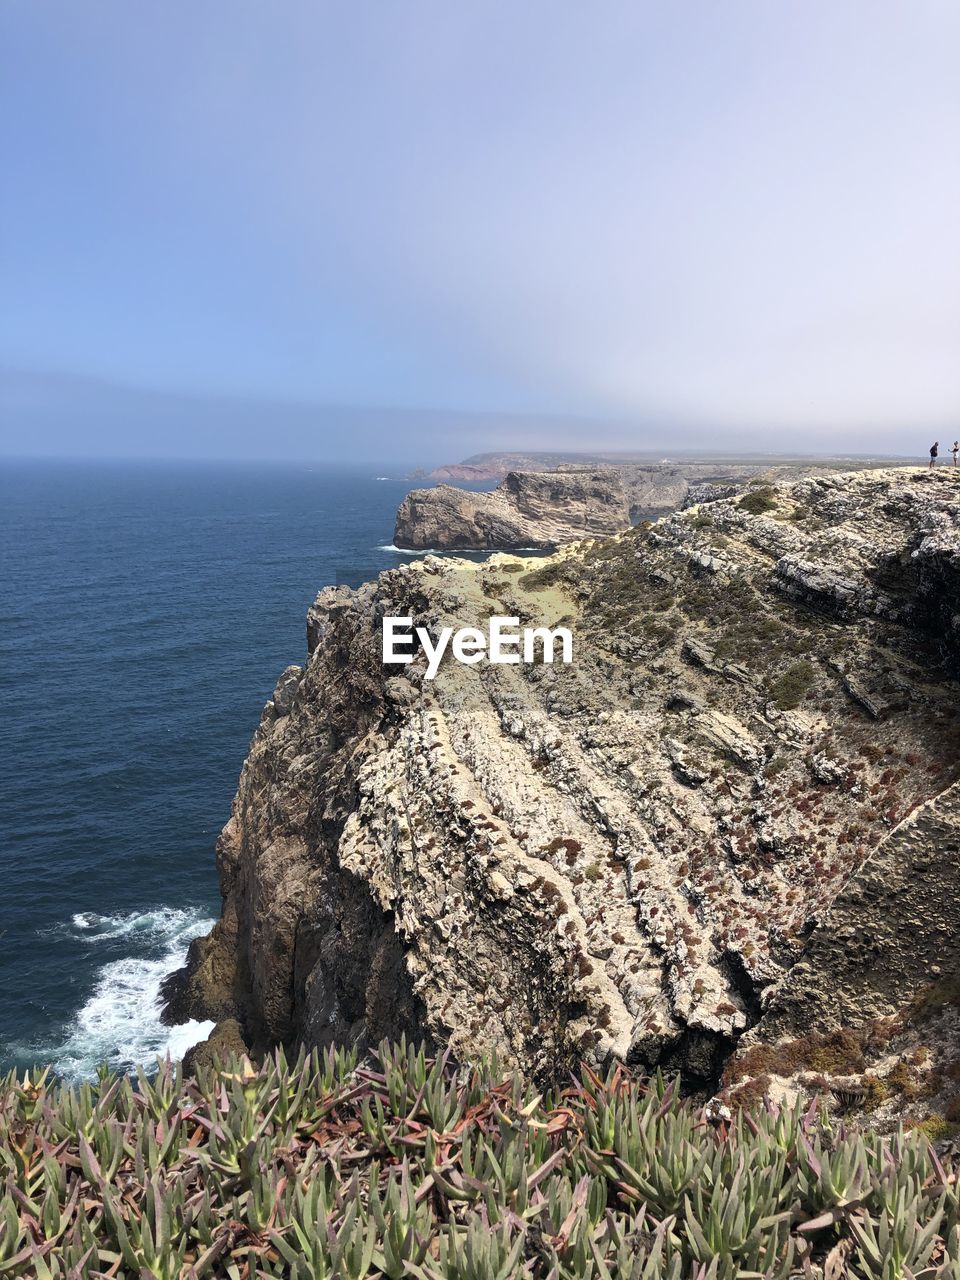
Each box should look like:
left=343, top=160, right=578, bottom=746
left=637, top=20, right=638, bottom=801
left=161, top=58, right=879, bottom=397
left=1, top=1041, right=960, bottom=1278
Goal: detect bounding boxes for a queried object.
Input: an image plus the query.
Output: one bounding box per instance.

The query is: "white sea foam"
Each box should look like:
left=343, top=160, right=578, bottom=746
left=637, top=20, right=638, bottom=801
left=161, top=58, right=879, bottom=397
left=59, top=906, right=207, bottom=944
left=44, top=906, right=216, bottom=1081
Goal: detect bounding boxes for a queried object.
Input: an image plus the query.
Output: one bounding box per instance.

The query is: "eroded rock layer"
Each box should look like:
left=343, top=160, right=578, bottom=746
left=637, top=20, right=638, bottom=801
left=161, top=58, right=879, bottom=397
left=393, top=468, right=632, bottom=550
left=394, top=460, right=897, bottom=550
left=173, top=468, right=960, bottom=1087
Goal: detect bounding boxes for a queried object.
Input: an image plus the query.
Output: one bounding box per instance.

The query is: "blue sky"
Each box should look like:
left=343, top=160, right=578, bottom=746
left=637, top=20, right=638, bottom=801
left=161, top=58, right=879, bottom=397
left=1, top=2, right=958, bottom=461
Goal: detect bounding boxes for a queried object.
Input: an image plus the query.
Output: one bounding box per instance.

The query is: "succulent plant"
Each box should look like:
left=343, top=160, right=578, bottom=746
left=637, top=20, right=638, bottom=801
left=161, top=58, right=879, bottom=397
left=0, top=1038, right=958, bottom=1277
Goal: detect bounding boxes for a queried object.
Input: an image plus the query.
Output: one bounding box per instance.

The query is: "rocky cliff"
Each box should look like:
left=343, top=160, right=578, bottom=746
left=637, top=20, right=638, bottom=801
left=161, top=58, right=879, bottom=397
left=393, top=468, right=632, bottom=550
left=170, top=468, right=960, bottom=1103
left=394, top=460, right=892, bottom=550
left=424, top=452, right=609, bottom=482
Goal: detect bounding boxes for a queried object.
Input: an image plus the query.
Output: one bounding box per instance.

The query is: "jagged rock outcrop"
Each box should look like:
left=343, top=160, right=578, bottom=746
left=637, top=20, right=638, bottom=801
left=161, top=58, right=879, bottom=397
left=171, top=468, right=960, bottom=1089
left=750, top=781, right=960, bottom=1040
left=393, top=468, right=631, bottom=550
left=395, top=459, right=890, bottom=550
left=424, top=452, right=609, bottom=482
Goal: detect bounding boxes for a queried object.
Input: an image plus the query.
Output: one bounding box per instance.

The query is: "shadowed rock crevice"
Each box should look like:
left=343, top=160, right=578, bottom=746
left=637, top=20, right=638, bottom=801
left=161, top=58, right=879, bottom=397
left=293, top=886, right=433, bottom=1055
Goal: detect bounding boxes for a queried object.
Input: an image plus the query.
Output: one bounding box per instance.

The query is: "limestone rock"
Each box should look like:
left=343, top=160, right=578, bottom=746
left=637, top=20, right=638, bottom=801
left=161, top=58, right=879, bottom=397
left=182, top=1018, right=248, bottom=1075
left=393, top=459, right=891, bottom=551
left=272, top=665, right=302, bottom=716
left=393, top=469, right=631, bottom=550
left=170, top=468, right=960, bottom=1088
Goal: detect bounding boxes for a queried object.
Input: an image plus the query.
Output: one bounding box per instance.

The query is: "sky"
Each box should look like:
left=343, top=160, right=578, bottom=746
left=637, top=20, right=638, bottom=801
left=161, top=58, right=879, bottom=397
left=1, top=1, right=958, bottom=463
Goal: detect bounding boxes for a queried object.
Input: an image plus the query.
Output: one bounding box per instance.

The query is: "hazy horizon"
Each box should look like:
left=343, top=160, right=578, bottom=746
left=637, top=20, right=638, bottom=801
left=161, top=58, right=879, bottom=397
left=0, top=367, right=931, bottom=468
left=2, top=2, right=958, bottom=461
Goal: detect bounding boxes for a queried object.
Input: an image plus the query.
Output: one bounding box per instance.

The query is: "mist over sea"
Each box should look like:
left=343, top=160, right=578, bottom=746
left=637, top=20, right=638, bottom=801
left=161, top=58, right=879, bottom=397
left=0, top=459, right=496, bottom=1079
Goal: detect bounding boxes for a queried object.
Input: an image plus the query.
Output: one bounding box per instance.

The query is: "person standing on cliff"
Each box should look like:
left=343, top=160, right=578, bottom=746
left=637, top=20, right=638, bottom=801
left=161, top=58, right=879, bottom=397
left=952, top=441, right=959, bottom=466
left=929, top=441, right=939, bottom=468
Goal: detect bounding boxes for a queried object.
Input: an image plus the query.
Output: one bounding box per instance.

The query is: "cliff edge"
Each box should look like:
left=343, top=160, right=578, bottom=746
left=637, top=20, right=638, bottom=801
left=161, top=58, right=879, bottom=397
left=393, top=468, right=632, bottom=550
left=393, top=459, right=894, bottom=551
left=169, top=468, right=960, bottom=1096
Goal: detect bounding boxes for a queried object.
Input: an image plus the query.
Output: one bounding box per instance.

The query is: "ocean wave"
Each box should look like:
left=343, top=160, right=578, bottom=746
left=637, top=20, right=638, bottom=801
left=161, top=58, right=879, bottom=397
left=57, top=905, right=209, bottom=946
left=39, top=906, right=216, bottom=1081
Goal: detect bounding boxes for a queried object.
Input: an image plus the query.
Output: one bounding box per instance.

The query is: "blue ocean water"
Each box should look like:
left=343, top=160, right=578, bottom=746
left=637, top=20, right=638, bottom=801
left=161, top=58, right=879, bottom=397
left=0, top=459, right=491, bottom=1079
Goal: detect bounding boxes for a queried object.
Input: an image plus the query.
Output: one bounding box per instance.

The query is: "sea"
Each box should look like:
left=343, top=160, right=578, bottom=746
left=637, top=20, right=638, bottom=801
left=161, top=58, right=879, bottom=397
left=0, top=459, right=497, bottom=1080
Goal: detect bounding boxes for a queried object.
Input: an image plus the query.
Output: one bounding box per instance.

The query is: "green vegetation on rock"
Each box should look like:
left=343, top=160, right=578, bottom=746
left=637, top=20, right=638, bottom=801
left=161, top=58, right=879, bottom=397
left=737, top=486, right=779, bottom=515
left=768, top=659, right=817, bottom=709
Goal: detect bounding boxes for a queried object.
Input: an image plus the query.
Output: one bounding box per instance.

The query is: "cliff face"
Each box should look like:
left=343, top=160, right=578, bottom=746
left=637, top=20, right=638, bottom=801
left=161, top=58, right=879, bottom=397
left=394, top=460, right=892, bottom=550
left=173, top=469, right=960, bottom=1088
left=425, top=452, right=610, bottom=482
left=749, top=781, right=960, bottom=1041
left=393, top=468, right=631, bottom=550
